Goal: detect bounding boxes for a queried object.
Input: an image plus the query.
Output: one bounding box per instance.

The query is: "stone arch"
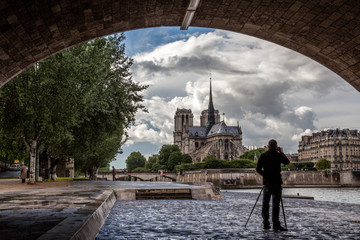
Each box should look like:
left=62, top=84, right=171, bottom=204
left=148, top=175, right=176, bottom=182
left=0, top=0, right=359, bottom=90
left=116, top=175, right=144, bottom=181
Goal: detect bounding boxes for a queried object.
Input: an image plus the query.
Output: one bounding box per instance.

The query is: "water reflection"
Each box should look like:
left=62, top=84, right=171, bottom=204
left=226, top=187, right=360, bottom=204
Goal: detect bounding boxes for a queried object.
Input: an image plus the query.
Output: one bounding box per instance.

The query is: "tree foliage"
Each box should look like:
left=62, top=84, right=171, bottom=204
left=126, top=152, right=146, bottom=172
left=0, top=33, right=147, bottom=181
left=158, top=145, right=180, bottom=166
left=240, top=148, right=266, bottom=161
left=167, top=151, right=183, bottom=171
left=132, top=167, right=148, bottom=172
left=229, top=159, right=257, bottom=168
left=315, top=158, right=331, bottom=170
left=175, top=162, right=205, bottom=172
left=0, top=135, right=28, bottom=165
left=145, top=155, right=158, bottom=170
left=203, top=156, right=230, bottom=169
left=288, top=161, right=315, bottom=171
left=182, top=154, right=193, bottom=164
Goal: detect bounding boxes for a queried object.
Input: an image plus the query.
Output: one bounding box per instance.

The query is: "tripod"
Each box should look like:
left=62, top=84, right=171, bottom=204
left=244, top=187, right=263, bottom=228
left=244, top=187, right=287, bottom=229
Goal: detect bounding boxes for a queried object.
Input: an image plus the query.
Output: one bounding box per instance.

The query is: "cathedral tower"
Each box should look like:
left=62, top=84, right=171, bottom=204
left=173, top=109, right=193, bottom=150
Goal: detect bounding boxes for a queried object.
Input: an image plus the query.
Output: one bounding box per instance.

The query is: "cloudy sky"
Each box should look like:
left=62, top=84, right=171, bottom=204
left=112, top=27, right=360, bottom=169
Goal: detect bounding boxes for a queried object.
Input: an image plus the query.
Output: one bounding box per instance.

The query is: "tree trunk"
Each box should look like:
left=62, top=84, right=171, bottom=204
left=29, top=139, right=37, bottom=184
left=36, top=146, right=39, bottom=181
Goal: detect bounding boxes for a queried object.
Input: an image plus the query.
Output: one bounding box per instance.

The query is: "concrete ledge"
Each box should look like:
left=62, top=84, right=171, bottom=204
left=38, top=190, right=116, bottom=240
left=115, top=189, right=136, bottom=200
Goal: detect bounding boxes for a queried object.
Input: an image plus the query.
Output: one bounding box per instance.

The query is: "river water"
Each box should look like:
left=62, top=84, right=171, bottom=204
left=97, top=187, right=360, bottom=239
left=227, top=187, right=360, bottom=205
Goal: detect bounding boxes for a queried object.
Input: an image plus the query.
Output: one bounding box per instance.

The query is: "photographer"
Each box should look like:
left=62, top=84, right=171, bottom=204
left=256, top=139, right=290, bottom=231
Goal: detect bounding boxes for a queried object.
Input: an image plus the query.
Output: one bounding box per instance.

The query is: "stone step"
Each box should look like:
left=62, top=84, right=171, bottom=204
left=135, top=189, right=192, bottom=200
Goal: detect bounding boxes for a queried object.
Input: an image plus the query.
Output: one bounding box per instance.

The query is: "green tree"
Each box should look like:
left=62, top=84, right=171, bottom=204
left=182, top=154, right=193, bottom=164
left=240, top=148, right=266, bottom=160
left=126, top=152, right=146, bottom=172
left=132, top=167, right=148, bottom=172
left=229, top=159, right=257, bottom=168
left=151, top=163, right=167, bottom=171
left=0, top=134, right=28, bottom=166
left=167, top=151, right=183, bottom=171
left=0, top=57, right=86, bottom=183
left=289, top=162, right=315, bottom=171
left=175, top=162, right=204, bottom=172
left=203, top=156, right=230, bottom=169
left=0, top=34, right=147, bottom=182
left=315, top=158, right=331, bottom=170
left=145, top=155, right=158, bottom=170
left=158, top=145, right=180, bottom=168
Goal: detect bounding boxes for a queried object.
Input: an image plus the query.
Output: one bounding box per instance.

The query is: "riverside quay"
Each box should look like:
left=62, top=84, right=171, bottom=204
left=0, top=180, right=359, bottom=239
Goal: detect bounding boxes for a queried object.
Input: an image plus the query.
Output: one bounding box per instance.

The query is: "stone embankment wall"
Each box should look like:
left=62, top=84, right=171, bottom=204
left=176, top=169, right=360, bottom=189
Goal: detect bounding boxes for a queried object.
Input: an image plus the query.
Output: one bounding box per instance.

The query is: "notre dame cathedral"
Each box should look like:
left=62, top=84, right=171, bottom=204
left=173, top=80, right=247, bottom=162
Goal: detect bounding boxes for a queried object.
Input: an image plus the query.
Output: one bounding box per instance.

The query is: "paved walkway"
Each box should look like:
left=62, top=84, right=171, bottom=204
left=0, top=180, right=208, bottom=239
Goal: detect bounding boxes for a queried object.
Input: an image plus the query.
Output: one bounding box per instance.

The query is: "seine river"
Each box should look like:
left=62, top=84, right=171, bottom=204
left=97, top=187, right=360, bottom=239
left=226, top=187, right=360, bottom=205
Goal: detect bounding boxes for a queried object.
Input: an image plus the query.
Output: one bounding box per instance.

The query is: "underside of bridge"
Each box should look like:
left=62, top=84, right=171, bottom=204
left=0, top=0, right=359, bottom=90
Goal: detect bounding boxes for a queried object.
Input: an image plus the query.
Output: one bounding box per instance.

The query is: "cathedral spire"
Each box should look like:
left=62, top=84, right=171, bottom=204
left=207, top=76, right=215, bottom=130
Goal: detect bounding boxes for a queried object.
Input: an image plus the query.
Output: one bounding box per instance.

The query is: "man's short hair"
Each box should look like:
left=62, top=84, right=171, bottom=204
left=268, top=139, right=277, bottom=150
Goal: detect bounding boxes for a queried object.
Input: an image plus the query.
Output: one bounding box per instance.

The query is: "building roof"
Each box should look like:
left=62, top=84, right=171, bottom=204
left=189, top=121, right=240, bottom=137
left=208, top=122, right=240, bottom=136
left=189, top=126, right=207, bottom=137
left=302, top=128, right=360, bottom=142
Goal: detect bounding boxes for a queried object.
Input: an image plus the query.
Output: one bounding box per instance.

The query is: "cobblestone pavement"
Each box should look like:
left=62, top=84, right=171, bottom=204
left=0, top=183, right=100, bottom=239
left=97, top=191, right=360, bottom=239
left=0, top=181, right=209, bottom=239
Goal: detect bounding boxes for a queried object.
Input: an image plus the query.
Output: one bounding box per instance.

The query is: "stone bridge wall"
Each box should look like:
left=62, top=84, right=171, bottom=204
left=177, top=169, right=360, bottom=189
left=96, top=171, right=177, bottom=181
left=96, top=169, right=360, bottom=188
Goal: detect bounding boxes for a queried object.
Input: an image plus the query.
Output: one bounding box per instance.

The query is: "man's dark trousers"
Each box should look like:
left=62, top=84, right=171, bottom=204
left=262, top=185, right=282, bottom=227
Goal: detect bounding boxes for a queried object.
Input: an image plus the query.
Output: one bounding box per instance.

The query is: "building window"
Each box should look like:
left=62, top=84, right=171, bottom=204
left=225, top=139, right=229, bottom=150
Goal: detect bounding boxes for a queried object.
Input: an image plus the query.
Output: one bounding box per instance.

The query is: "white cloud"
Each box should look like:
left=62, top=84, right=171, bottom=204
left=291, top=129, right=313, bottom=142
left=123, top=29, right=360, bottom=154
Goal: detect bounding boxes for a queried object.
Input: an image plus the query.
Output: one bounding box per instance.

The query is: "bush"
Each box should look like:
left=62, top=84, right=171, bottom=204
left=289, top=162, right=315, bottom=171
left=182, top=154, right=193, bottom=164
left=240, top=148, right=266, bottom=160
left=132, top=167, right=148, bottom=172
left=229, top=159, right=257, bottom=168
left=315, top=158, right=331, bottom=170
left=151, top=163, right=167, bottom=171
left=175, top=162, right=205, bottom=172
left=167, top=151, right=183, bottom=171
left=203, top=158, right=230, bottom=169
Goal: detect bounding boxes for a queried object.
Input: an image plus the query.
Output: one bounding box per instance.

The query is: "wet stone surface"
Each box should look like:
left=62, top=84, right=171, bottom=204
left=97, top=191, right=360, bottom=239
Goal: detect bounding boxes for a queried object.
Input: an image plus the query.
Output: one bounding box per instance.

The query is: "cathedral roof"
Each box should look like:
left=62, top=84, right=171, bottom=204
left=189, top=122, right=240, bottom=137
left=207, top=121, right=240, bottom=136
left=189, top=126, right=207, bottom=137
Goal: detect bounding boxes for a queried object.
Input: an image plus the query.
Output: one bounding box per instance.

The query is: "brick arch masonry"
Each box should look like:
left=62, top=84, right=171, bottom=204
left=0, top=0, right=359, bottom=90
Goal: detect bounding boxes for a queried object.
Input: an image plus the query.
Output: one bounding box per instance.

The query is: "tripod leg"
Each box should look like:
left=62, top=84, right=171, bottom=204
left=244, top=187, right=263, bottom=228
left=280, top=196, right=287, bottom=229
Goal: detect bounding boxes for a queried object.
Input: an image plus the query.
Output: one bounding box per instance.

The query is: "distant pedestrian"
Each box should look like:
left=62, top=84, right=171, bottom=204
left=112, top=166, right=116, bottom=181
left=256, top=139, right=290, bottom=231
left=19, top=163, right=27, bottom=183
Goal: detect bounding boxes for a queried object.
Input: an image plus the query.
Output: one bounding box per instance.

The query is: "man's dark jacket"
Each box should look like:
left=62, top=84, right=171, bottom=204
left=256, top=149, right=290, bottom=186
